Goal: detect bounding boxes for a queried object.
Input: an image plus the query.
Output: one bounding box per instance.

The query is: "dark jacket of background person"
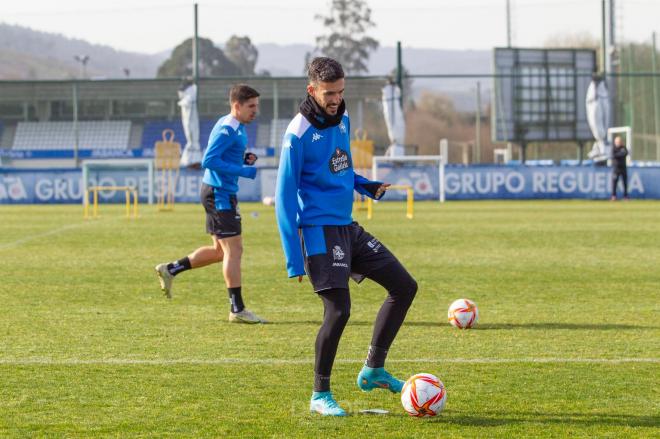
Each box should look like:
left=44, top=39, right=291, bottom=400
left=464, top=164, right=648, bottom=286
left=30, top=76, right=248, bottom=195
left=612, top=145, right=628, bottom=171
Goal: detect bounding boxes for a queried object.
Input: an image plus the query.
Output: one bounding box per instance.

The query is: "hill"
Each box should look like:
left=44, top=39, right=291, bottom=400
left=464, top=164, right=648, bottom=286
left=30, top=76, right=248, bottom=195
left=0, top=23, right=166, bottom=79
left=0, top=23, right=492, bottom=108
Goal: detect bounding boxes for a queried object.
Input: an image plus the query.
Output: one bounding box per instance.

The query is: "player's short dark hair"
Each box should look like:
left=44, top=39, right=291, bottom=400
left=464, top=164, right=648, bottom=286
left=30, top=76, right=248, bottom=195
left=229, top=84, right=260, bottom=104
left=307, top=57, right=345, bottom=83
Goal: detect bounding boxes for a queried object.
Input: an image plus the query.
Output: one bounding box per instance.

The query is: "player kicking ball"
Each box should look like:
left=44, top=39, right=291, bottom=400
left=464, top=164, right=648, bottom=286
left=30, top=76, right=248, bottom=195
left=275, top=57, right=418, bottom=416
left=155, top=84, right=266, bottom=324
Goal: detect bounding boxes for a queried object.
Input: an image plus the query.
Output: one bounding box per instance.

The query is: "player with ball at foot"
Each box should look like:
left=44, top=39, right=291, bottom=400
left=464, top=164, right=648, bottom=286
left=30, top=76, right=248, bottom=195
left=275, top=57, right=418, bottom=416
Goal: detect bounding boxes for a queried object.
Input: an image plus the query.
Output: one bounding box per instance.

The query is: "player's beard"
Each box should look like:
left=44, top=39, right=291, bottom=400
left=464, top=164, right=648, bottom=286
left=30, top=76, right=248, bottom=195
left=299, top=94, right=345, bottom=129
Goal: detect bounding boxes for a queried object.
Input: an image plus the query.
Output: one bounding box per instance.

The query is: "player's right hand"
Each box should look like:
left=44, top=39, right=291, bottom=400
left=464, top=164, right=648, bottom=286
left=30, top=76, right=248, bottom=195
left=298, top=275, right=303, bottom=283
left=375, top=183, right=391, bottom=199
left=243, top=152, right=258, bottom=165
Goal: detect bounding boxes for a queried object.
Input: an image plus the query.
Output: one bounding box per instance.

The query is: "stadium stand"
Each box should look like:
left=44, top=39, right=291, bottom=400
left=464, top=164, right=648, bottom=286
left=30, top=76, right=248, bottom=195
left=0, top=122, right=16, bottom=149
left=255, top=119, right=289, bottom=148
left=12, top=121, right=131, bottom=151
left=269, top=119, right=290, bottom=148
left=255, top=123, right=271, bottom=148
left=140, top=119, right=261, bottom=150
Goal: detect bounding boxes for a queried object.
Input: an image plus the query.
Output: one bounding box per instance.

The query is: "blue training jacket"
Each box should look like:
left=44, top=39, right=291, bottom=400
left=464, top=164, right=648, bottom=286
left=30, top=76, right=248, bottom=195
left=202, top=114, right=257, bottom=209
left=275, top=110, right=383, bottom=278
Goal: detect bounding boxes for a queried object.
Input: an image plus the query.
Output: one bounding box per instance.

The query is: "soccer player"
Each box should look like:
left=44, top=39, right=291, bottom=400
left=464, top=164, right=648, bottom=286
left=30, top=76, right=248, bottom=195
left=275, top=57, right=418, bottom=416
left=611, top=135, right=629, bottom=201
left=155, top=84, right=267, bottom=324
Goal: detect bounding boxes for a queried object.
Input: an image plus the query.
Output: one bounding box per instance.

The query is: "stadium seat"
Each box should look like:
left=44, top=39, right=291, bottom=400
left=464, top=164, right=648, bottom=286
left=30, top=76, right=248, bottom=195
left=12, top=121, right=131, bottom=151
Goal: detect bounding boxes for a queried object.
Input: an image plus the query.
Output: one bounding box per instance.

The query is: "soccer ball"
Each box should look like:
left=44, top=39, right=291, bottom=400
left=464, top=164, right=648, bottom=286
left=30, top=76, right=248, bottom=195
left=261, top=196, right=275, bottom=206
left=448, top=298, right=479, bottom=329
left=401, top=373, right=447, bottom=417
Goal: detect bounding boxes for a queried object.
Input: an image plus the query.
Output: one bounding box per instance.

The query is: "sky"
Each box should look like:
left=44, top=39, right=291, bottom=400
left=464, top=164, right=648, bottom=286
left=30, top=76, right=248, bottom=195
left=3, top=0, right=660, bottom=54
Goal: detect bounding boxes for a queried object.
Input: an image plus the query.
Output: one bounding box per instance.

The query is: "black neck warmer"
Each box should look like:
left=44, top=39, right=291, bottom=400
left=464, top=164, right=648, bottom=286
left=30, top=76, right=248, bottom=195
left=299, top=94, right=345, bottom=130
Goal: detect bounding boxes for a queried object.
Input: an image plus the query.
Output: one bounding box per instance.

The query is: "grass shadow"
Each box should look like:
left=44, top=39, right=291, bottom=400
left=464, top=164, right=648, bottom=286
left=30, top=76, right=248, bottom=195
left=423, top=410, right=659, bottom=428
left=271, top=320, right=446, bottom=327
left=267, top=321, right=657, bottom=330
left=475, top=322, right=657, bottom=330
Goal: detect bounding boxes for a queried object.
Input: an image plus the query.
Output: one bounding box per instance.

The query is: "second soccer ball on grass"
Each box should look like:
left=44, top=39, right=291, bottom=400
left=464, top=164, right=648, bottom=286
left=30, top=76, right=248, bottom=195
left=448, top=298, right=479, bottom=329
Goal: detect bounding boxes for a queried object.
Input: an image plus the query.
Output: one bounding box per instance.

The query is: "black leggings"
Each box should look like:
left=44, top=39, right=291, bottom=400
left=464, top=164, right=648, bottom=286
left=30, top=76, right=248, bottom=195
left=612, top=169, right=628, bottom=197
left=314, top=261, right=417, bottom=388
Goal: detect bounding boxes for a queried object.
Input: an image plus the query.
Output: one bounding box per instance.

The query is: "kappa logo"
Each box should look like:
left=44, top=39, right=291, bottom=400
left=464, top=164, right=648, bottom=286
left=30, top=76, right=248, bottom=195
left=339, top=122, right=347, bottom=134
left=220, top=128, right=229, bottom=136
left=283, top=140, right=293, bottom=149
left=332, top=245, right=345, bottom=261
left=312, top=132, right=322, bottom=142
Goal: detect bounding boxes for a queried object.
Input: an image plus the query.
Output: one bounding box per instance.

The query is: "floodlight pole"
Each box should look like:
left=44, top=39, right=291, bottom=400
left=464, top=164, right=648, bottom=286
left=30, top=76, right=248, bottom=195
left=475, top=81, right=481, bottom=163
left=72, top=81, right=80, bottom=167
left=601, top=0, right=606, bottom=77
left=193, top=3, right=199, bottom=86
left=506, top=0, right=512, bottom=47
left=608, top=0, right=617, bottom=126
left=396, top=41, right=403, bottom=107
left=578, top=141, right=584, bottom=164
left=74, top=55, right=90, bottom=79
left=627, top=44, right=635, bottom=142
left=652, top=32, right=660, bottom=160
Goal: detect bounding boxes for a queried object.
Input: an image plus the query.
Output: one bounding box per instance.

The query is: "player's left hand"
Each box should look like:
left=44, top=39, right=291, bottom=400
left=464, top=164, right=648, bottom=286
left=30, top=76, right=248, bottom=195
left=244, top=152, right=258, bottom=165
left=374, top=183, right=391, bottom=199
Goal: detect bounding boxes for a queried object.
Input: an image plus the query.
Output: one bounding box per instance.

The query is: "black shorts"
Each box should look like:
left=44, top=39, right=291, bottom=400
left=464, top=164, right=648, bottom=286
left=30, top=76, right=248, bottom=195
left=201, top=183, right=241, bottom=239
left=301, top=222, right=399, bottom=293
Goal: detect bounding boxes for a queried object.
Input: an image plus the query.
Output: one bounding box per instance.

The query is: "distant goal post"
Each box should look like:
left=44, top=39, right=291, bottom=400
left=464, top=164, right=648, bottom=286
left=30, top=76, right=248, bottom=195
left=81, top=159, right=155, bottom=207
left=371, top=154, right=446, bottom=203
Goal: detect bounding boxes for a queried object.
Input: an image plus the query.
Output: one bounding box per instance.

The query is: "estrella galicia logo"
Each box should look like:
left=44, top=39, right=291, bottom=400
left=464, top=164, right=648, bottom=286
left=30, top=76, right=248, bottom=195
left=329, top=147, right=352, bottom=176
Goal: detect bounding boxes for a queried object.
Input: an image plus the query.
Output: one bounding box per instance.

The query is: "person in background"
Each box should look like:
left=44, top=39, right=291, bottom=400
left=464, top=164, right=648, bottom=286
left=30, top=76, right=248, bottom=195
left=155, top=84, right=266, bottom=324
left=611, top=135, right=629, bottom=201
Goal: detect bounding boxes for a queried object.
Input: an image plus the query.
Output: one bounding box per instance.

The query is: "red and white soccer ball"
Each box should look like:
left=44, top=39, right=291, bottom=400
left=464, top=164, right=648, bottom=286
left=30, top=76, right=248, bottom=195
left=401, top=373, right=447, bottom=417
left=448, top=298, right=479, bottom=329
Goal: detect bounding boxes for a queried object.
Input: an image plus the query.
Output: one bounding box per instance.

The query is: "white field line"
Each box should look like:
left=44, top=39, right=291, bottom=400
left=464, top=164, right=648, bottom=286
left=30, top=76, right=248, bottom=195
left=0, top=221, right=89, bottom=251
left=0, top=357, right=658, bottom=366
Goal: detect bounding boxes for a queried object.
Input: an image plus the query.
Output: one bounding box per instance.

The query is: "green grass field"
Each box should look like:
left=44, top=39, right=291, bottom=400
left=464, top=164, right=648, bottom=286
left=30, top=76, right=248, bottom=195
left=1, top=200, right=658, bottom=438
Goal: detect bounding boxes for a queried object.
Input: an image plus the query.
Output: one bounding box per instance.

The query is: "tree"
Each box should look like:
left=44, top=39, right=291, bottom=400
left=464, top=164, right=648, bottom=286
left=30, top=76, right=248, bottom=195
left=157, top=37, right=241, bottom=78
left=224, top=35, right=258, bottom=76
left=308, top=0, right=379, bottom=74
left=416, top=92, right=458, bottom=127
left=544, top=32, right=601, bottom=69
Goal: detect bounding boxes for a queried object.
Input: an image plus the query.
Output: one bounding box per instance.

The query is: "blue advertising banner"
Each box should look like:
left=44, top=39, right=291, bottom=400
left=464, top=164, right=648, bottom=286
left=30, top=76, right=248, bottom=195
left=1, top=165, right=659, bottom=204
left=372, top=165, right=660, bottom=201
left=0, top=168, right=261, bottom=204
left=0, top=147, right=276, bottom=160
left=442, top=166, right=660, bottom=200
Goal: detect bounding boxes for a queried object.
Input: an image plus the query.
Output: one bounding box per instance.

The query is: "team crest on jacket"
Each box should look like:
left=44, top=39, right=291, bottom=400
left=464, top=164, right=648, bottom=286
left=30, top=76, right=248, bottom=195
left=329, top=147, right=352, bottom=175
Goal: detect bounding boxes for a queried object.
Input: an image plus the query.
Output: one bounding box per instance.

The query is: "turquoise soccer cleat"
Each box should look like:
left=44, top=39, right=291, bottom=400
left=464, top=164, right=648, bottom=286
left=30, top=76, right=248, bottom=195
left=309, top=391, right=347, bottom=416
left=356, top=366, right=404, bottom=393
